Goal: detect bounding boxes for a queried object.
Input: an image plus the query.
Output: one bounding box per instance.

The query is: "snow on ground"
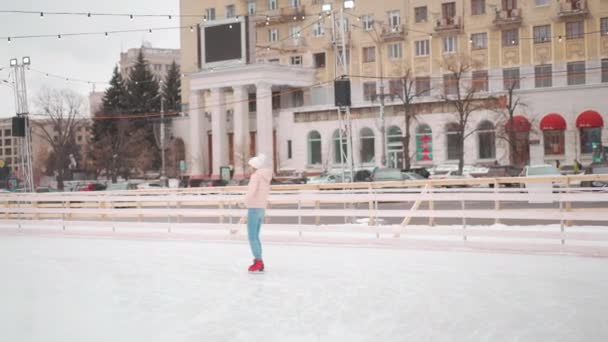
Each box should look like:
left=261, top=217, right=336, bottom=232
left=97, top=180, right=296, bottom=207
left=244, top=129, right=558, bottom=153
left=1, top=235, right=607, bottom=341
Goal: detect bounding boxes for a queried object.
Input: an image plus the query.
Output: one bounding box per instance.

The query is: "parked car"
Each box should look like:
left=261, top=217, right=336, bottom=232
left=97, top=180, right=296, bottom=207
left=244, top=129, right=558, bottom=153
left=307, top=173, right=347, bottom=185
left=580, top=164, right=608, bottom=188
left=105, top=181, right=141, bottom=191
left=472, top=165, right=523, bottom=187
left=559, top=165, right=580, bottom=176
left=75, top=182, right=107, bottom=191
left=520, top=164, right=564, bottom=188
left=372, top=168, right=425, bottom=182
left=35, top=186, right=57, bottom=193
left=403, top=167, right=431, bottom=179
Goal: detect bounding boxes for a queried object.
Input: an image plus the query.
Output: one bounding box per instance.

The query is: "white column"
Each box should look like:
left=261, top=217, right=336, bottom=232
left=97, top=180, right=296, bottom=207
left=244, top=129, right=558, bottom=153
left=188, top=90, right=205, bottom=176
left=232, top=85, right=250, bottom=178
left=211, top=88, right=227, bottom=177
left=256, top=82, right=274, bottom=170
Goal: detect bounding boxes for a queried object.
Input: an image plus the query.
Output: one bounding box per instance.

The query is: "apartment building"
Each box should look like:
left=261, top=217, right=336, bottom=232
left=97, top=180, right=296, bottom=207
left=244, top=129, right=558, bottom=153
left=0, top=118, right=18, bottom=176
left=177, top=0, right=608, bottom=178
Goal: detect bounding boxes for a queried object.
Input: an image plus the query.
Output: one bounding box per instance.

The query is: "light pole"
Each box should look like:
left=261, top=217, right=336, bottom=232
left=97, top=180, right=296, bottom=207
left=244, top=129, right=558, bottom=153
left=10, top=56, right=35, bottom=192
left=160, top=96, right=167, bottom=187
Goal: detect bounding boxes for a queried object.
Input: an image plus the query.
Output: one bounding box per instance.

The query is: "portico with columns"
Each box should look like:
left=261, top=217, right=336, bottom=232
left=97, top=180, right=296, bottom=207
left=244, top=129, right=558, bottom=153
left=186, top=64, right=315, bottom=179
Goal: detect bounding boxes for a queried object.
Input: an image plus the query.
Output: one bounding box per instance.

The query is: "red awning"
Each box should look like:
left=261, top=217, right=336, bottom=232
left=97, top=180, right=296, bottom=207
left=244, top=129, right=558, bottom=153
left=505, top=115, right=531, bottom=133
left=540, top=113, right=566, bottom=131
left=576, top=110, right=604, bottom=128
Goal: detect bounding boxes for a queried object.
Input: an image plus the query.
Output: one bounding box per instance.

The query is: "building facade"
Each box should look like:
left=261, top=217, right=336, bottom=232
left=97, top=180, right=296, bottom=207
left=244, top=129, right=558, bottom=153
left=177, top=0, right=608, bottom=178
left=119, top=42, right=181, bottom=81
left=0, top=118, right=19, bottom=176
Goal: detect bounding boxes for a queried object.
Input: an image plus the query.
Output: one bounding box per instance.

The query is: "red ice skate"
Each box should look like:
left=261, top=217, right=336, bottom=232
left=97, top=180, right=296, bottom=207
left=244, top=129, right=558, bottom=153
left=248, top=259, right=264, bottom=273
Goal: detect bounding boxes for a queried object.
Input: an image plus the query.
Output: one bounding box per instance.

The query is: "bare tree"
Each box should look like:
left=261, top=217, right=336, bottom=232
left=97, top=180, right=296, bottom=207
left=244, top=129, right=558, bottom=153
left=491, top=81, right=530, bottom=166
left=33, top=88, right=86, bottom=190
left=438, top=54, right=491, bottom=175
left=391, top=69, right=432, bottom=169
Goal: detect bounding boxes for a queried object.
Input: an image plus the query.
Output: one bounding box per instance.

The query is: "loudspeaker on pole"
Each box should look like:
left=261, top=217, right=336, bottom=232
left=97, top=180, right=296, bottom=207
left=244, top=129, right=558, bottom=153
left=334, top=79, right=351, bottom=107
left=11, top=116, right=26, bottom=137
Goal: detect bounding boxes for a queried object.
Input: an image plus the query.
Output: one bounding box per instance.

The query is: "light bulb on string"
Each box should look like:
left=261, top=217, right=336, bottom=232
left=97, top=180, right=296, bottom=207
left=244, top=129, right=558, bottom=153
left=7, top=37, right=11, bottom=43
left=130, top=14, right=134, bottom=21
left=149, top=28, right=152, bottom=33
left=87, top=13, right=91, bottom=18
left=558, top=35, right=563, bottom=42
left=190, top=26, right=194, bottom=32
left=168, top=15, right=172, bottom=19
left=105, top=32, right=108, bottom=37
left=229, top=24, right=233, bottom=29
left=58, top=34, right=62, bottom=40
left=40, top=12, right=44, bottom=18
left=203, top=15, right=207, bottom=22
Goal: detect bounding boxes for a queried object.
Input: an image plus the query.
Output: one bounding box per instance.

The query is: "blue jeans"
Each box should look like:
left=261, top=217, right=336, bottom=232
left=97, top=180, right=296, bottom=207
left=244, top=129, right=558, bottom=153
left=247, top=208, right=265, bottom=260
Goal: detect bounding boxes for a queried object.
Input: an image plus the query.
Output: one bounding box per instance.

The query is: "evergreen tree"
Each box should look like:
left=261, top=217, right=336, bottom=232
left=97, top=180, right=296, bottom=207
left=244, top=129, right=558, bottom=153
left=91, top=66, right=125, bottom=144
left=162, top=61, right=181, bottom=112
left=125, top=50, right=160, bottom=117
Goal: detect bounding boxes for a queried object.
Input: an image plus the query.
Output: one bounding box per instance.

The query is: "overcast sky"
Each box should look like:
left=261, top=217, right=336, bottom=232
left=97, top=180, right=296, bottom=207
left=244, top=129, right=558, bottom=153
left=0, top=0, right=180, bottom=118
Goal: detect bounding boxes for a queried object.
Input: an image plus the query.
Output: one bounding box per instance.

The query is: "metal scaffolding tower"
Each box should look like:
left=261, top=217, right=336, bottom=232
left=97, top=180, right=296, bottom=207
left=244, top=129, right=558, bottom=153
left=10, top=57, right=34, bottom=192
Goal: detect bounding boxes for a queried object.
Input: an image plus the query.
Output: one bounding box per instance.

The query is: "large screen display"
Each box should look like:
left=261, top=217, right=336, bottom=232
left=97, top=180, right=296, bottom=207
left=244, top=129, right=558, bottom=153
left=204, top=23, right=242, bottom=64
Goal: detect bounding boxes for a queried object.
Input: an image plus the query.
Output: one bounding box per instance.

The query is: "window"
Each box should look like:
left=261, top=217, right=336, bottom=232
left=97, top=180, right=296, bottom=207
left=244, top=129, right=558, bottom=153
left=363, top=82, right=377, bottom=101
left=362, top=47, right=376, bottom=63
left=389, top=79, right=403, bottom=98
left=443, top=36, right=457, bottom=54
left=566, top=21, right=584, bottom=39
left=580, top=127, right=602, bottom=154
left=333, top=129, right=348, bottom=163
left=568, top=61, right=585, bottom=85
left=602, top=59, right=608, bottom=83
left=415, top=7, right=427, bottom=23
left=362, top=15, right=374, bottom=31
left=471, top=0, right=486, bottom=15
left=472, top=70, right=488, bottom=92
left=267, top=58, right=279, bottom=64
left=290, top=26, right=301, bottom=42
left=5, top=148, right=11, bottom=155
left=535, top=64, right=552, bottom=88
left=444, top=74, right=458, bottom=95
left=291, top=90, right=304, bottom=107
left=335, top=17, right=350, bottom=32
left=544, top=130, right=565, bottom=155
left=446, top=123, right=462, bottom=161
left=502, top=0, right=517, bottom=11
left=225, top=4, right=235, bottom=18
left=360, top=128, right=375, bottom=164
left=287, top=140, right=293, bottom=159
left=601, top=18, right=608, bottom=36
left=205, top=8, right=215, bottom=21
left=313, top=22, right=325, bottom=36
left=388, top=10, right=401, bottom=28
left=4, top=138, right=10, bottom=145
left=387, top=126, right=403, bottom=168
left=268, top=29, right=278, bottom=42
left=535, top=0, right=549, bottom=5
left=442, top=2, right=456, bottom=22
left=471, top=33, right=487, bottom=50
left=313, top=53, right=326, bottom=68
left=388, top=43, right=402, bottom=59
left=308, top=131, right=322, bottom=165
left=268, top=0, right=277, bottom=10
left=415, top=40, right=430, bottom=56
left=415, top=77, right=431, bottom=96
left=416, top=125, right=433, bottom=161
left=477, top=121, right=496, bottom=159
left=247, top=1, right=256, bottom=15
left=503, top=68, right=520, bottom=90
left=290, top=0, right=300, bottom=7
left=502, top=29, right=519, bottom=46
left=77, top=135, right=83, bottom=143
left=533, top=25, right=551, bottom=44
left=290, top=55, right=302, bottom=65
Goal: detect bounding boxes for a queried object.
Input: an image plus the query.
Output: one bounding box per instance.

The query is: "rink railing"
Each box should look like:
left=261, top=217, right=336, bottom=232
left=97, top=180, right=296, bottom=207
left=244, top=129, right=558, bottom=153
left=2, top=174, right=607, bottom=224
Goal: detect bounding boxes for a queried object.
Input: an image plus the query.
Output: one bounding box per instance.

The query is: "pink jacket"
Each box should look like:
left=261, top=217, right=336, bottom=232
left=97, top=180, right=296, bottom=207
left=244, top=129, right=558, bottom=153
left=244, top=168, right=273, bottom=209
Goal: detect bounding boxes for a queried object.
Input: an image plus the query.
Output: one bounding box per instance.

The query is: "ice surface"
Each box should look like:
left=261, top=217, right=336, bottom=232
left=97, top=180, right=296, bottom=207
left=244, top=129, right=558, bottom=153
left=1, top=235, right=607, bottom=341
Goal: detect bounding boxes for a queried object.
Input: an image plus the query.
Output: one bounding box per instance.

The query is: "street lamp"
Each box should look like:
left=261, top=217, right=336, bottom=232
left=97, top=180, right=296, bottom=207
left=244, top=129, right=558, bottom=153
left=322, top=4, right=332, bottom=12
left=9, top=58, right=18, bottom=66
left=343, top=1, right=355, bottom=9
left=22, top=56, right=31, bottom=65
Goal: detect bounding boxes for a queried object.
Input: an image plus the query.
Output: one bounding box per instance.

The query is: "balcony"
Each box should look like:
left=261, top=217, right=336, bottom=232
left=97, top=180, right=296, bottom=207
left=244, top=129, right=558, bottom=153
left=281, top=37, right=307, bottom=51
left=557, top=0, right=589, bottom=19
left=380, top=24, right=406, bottom=42
left=434, top=17, right=462, bottom=34
left=256, top=5, right=307, bottom=26
left=493, top=8, right=523, bottom=28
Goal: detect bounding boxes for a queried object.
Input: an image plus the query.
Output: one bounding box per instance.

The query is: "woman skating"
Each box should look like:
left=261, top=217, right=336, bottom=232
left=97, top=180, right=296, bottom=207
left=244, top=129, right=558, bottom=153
left=243, top=154, right=273, bottom=272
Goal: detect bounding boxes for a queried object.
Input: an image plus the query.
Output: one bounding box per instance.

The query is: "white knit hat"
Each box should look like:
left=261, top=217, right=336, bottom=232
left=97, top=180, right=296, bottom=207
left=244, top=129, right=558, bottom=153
left=248, top=154, right=267, bottom=169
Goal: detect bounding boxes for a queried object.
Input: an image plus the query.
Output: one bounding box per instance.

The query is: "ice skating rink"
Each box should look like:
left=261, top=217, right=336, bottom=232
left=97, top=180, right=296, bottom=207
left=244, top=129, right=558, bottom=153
left=1, top=234, right=607, bottom=342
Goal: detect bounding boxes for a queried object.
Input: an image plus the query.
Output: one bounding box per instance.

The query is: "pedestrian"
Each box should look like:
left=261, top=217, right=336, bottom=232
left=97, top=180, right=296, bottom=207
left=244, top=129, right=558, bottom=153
left=573, top=159, right=580, bottom=174
left=555, top=160, right=560, bottom=169
left=243, top=153, right=273, bottom=273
